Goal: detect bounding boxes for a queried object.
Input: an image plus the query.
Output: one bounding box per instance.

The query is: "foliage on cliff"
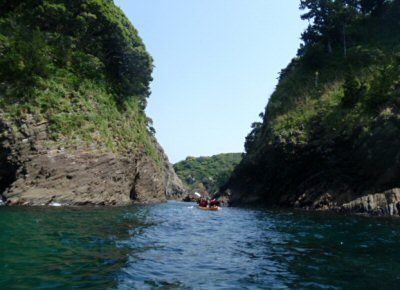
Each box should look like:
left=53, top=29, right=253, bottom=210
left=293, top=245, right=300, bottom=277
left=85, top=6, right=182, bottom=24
left=228, top=0, right=400, bottom=205
left=0, top=0, right=159, bottom=160
left=174, top=153, right=242, bottom=195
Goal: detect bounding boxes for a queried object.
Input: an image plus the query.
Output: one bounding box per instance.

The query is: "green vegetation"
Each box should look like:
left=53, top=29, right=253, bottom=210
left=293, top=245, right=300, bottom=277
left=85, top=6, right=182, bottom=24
left=244, top=0, right=400, bottom=153
left=174, top=153, right=242, bottom=195
left=0, top=0, right=159, bottom=161
left=230, top=0, right=400, bottom=204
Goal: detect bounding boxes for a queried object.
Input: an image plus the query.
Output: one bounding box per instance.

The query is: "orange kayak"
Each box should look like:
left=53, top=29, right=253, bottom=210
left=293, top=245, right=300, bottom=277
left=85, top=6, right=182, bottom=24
left=197, top=206, right=220, bottom=211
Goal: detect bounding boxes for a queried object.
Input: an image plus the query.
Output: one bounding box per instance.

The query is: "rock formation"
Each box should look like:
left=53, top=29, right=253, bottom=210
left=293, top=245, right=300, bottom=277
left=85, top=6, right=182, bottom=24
left=0, top=113, right=186, bottom=206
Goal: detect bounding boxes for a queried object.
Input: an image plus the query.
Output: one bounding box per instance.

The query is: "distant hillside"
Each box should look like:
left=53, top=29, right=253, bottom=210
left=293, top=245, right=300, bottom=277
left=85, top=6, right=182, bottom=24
left=174, top=153, right=242, bottom=195
left=224, top=0, right=400, bottom=215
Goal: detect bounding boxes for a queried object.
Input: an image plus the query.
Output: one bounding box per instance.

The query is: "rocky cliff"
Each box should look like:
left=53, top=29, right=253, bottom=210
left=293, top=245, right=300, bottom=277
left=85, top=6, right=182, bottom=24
left=0, top=0, right=186, bottom=205
left=0, top=113, right=185, bottom=206
left=223, top=0, right=400, bottom=216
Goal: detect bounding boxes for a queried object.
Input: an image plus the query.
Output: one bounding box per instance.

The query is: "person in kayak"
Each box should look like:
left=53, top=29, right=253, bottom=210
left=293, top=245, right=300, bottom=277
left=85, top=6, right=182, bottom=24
left=209, top=199, right=218, bottom=207
left=199, top=199, right=208, bottom=207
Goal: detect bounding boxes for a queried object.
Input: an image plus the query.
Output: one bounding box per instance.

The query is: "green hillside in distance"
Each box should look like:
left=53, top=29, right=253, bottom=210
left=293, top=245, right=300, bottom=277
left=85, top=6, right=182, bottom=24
left=224, top=0, right=400, bottom=214
left=174, top=153, right=242, bottom=196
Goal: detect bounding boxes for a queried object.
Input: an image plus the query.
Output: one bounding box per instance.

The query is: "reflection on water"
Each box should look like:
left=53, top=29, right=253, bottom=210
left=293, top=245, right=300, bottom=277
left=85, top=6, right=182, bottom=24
left=1, top=201, right=400, bottom=289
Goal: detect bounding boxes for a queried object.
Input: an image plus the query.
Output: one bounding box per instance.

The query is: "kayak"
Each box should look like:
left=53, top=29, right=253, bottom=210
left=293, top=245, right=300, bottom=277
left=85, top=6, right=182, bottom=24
left=197, top=206, right=220, bottom=211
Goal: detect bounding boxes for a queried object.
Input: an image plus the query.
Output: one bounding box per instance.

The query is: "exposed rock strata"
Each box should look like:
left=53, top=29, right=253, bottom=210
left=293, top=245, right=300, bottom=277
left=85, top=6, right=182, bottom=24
left=282, top=187, right=400, bottom=216
left=156, top=144, right=187, bottom=200
left=226, top=184, right=400, bottom=217
left=341, top=188, right=400, bottom=216
left=0, top=113, right=186, bottom=206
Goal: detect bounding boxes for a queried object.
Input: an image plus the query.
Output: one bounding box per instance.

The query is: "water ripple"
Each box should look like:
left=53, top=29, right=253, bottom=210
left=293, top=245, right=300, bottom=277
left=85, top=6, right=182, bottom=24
left=2, top=202, right=400, bottom=289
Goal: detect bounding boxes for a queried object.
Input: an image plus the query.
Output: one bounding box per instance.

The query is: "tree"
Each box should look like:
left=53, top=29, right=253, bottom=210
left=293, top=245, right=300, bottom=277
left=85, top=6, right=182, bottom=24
left=244, top=113, right=264, bottom=153
left=360, top=0, right=387, bottom=15
left=299, top=0, right=361, bottom=56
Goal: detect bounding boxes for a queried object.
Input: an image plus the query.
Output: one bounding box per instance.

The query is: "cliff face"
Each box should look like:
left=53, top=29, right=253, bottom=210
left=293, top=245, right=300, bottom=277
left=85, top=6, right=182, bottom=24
left=226, top=114, right=400, bottom=215
left=224, top=0, right=400, bottom=216
left=0, top=0, right=186, bottom=205
left=157, top=143, right=187, bottom=200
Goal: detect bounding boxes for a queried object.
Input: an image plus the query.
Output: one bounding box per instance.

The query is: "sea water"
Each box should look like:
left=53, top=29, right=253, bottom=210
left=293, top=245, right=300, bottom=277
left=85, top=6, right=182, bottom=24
left=1, top=201, right=400, bottom=289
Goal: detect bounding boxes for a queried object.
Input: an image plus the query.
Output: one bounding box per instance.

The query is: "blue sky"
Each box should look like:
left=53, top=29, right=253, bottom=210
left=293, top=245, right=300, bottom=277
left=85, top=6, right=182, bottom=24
left=114, top=0, right=307, bottom=163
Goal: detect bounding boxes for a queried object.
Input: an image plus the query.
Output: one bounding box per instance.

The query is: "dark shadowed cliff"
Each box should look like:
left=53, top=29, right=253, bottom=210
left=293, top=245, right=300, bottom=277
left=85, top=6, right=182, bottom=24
left=224, top=0, right=400, bottom=216
left=0, top=0, right=186, bottom=205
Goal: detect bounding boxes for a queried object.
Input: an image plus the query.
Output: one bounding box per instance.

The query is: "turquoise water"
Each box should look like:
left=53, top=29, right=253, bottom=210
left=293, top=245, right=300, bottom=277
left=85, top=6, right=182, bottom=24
left=1, top=201, right=400, bottom=289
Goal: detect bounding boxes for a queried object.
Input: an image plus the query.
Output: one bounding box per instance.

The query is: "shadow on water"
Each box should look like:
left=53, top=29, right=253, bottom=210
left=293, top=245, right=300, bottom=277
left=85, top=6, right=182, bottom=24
left=269, top=210, right=400, bottom=289
left=0, top=206, right=153, bottom=290
left=2, top=202, right=400, bottom=289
